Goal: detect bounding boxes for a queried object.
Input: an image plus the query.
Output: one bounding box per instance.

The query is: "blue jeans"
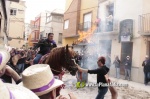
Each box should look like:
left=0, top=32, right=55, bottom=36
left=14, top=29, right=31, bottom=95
left=17, top=63, right=24, bottom=73
left=144, top=72, right=148, bottom=85
left=96, top=87, right=108, bottom=99
left=33, top=54, right=43, bottom=64
left=125, top=69, right=131, bottom=80
left=116, top=68, right=120, bottom=78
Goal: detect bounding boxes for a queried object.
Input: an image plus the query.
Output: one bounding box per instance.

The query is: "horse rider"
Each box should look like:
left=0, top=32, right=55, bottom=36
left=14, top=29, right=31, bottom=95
left=33, top=33, right=57, bottom=64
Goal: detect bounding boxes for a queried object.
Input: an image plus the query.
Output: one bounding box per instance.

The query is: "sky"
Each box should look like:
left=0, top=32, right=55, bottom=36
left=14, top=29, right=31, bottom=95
left=24, top=0, right=66, bottom=23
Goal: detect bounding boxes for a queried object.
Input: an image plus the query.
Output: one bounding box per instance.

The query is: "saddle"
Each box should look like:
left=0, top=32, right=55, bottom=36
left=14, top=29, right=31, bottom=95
left=38, top=54, right=49, bottom=64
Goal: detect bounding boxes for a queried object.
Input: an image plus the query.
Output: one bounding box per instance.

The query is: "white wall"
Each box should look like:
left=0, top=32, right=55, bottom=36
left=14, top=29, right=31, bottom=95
left=115, top=0, right=143, bottom=37
left=8, top=1, right=26, bottom=48
left=45, top=13, right=63, bottom=45
left=40, top=12, right=47, bottom=33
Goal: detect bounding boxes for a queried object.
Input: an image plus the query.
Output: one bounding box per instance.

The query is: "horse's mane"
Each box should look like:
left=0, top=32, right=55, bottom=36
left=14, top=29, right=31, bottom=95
left=45, top=46, right=76, bottom=74
left=45, top=47, right=66, bottom=72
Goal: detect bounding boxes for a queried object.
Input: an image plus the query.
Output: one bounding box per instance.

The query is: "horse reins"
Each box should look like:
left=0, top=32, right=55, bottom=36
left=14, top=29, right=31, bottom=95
left=50, top=67, right=62, bottom=73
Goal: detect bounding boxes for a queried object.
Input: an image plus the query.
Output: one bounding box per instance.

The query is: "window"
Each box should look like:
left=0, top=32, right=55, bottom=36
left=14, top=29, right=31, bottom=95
left=84, top=13, right=92, bottom=31
left=58, top=33, right=62, bottom=44
left=18, top=9, right=24, bottom=14
left=64, top=20, right=69, bottom=29
left=98, top=2, right=114, bottom=32
left=10, top=9, right=17, bottom=15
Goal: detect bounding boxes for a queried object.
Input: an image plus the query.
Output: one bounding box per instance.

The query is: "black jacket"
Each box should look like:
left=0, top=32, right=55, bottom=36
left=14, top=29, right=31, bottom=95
left=33, top=39, right=57, bottom=55
left=142, top=59, right=150, bottom=73
left=88, top=65, right=109, bottom=89
left=124, top=59, right=131, bottom=69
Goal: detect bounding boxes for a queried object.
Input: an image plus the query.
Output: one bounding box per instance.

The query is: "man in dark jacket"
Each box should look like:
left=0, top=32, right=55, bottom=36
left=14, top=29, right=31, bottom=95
left=124, top=56, right=132, bottom=80
left=33, top=33, right=57, bottom=64
left=142, top=55, right=150, bottom=85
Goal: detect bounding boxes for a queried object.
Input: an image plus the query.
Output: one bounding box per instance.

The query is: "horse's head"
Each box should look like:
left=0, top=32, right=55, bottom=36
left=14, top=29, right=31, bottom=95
left=64, top=45, right=78, bottom=76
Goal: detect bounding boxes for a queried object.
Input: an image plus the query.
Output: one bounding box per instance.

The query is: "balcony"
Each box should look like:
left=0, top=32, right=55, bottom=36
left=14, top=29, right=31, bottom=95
left=139, top=13, right=150, bottom=35
left=78, top=22, right=93, bottom=31
left=78, top=20, right=118, bottom=35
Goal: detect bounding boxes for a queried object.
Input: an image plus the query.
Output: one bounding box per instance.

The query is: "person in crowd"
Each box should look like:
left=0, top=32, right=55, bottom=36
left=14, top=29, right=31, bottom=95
left=124, top=56, right=132, bottom=81
left=105, top=74, right=118, bottom=99
left=106, top=11, right=113, bottom=31
left=0, top=78, right=39, bottom=99
left=142, top=55, right=150, bottom=85
left=33, top=33, right=57, bottom=64
left=0, top=65, right=22, bottom=84
left=17, top=50, right=26, bottom=73
left=24, top=50, right=35, bottom=69
left=113, top=56, right=121, bottom=79
left=19, top=64, right=77, bottom=99
left=76, top=56, right=109, bottom=99
left=75, top=52, right=82, bottom=66
left=7, top=48, right=16, bottom=66
left=0, top=48, right=22, bottom=84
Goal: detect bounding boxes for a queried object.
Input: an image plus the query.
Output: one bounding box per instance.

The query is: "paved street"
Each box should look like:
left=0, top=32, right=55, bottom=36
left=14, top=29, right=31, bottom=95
left=61, top=73, right=150, bottom=99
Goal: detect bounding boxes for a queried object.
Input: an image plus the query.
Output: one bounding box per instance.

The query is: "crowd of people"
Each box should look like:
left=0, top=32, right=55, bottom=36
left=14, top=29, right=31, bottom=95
left=0, top=47, right=118, bottom=99
left=113, top=55, right=150, bottom=85
left=0, top=48, right=77, bottom=99
left=1, top=32, right=149, bottom=99
left=0, top=33, right=78, bottom=99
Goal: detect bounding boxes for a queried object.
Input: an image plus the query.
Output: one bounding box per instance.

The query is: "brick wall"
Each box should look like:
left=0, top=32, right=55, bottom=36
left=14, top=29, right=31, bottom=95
left=63, top=0, right=81, bottom=37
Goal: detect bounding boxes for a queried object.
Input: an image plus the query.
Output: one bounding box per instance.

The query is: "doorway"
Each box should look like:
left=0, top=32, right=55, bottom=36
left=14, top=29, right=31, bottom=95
left=120, top=42, right=133, bottom=75
left=147, top=41, right=150, bottom=57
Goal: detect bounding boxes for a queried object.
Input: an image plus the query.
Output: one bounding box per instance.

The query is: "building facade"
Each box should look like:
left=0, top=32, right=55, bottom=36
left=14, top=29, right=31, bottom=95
left=8, top=1, right=26, bottom=48
left=63, top=0, right=98, bottom=46
left=45, top=9, right=64, bottom=47
left=96, top=0, right=145, bottom=83
left=30, top=16, right=40, bottom=46
left=30, top=10, right=64, bottom=47
left=63, top=0, right=150, bottom=83
left=0, top=0, right=18, bottom=45
left=63, top=0, right=81, bottom=46
left=27, top=20, right=35, bottom=47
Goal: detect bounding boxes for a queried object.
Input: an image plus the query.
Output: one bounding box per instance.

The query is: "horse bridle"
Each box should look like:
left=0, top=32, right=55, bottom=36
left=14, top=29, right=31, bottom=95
left=64, top=46, right=76, bottom=73
left=50, top=46, right=76, bottom=73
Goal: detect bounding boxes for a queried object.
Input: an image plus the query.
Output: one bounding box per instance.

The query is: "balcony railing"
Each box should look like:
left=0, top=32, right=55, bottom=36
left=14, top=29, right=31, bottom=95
left=78, top=22, right=92, bottom=31
left=139, top=13, right=150, bottom=35
left=96, top=20, right=114, bottom=33
left=78, top=20, right=118, bottom=33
